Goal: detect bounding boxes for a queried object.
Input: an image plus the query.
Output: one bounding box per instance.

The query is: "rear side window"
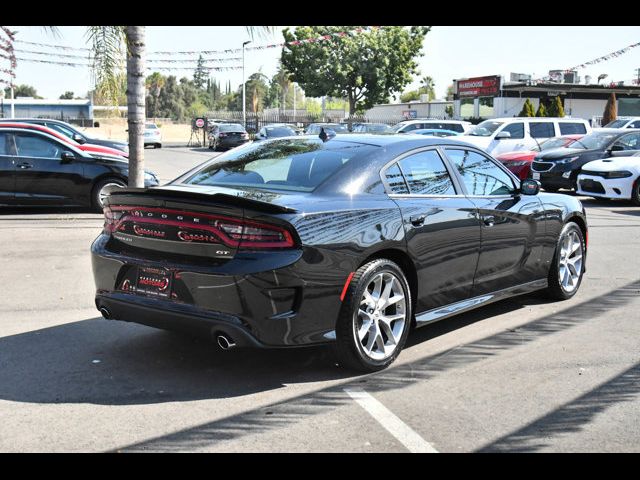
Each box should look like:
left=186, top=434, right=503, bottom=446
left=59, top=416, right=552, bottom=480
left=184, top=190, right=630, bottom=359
left=442, top=123, right=464, bottom=133
left=530, top=122, right=555, bottom=138
left=501, top=123, right=524, bottom=139
left=559, top=122, right=587, bottom=135
left=396, top=150, right=456, bottom=195
left=384, top=163, right=409, bottom=194
left=446, top=148, right=515, bottom=196
left=628, top=121, right=640, bottom=129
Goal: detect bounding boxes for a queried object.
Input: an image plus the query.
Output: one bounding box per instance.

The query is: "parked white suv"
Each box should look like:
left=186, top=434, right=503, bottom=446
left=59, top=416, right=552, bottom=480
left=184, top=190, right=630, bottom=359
left=459, top=117, right=591, bottom=156
left=392, top=119, right=472, bottom=134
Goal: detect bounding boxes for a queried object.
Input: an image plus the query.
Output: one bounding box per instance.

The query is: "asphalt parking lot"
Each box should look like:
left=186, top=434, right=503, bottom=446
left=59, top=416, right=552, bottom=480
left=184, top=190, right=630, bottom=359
left=1, top=145, right=639, bottom=452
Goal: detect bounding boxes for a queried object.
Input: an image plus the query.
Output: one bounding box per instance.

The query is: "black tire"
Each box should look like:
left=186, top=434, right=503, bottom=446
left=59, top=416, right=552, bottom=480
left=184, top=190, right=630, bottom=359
left=334, top=259, right=412, bottom=372
left=155, top=143, right=162, bottom=149
left=544, top=222, right=585, bottom=300
left=632, top=178, right=640, bottom=207
left=544, top=186, right=560, bottom=193
left=92, top=178, right=126, bottom=212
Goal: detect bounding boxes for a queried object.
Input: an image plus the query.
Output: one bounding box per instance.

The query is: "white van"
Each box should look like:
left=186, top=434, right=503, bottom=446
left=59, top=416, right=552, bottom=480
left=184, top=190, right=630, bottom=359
left=458, top=117, right=591, bottom=156
left=392, top=119, right=473, bottom=134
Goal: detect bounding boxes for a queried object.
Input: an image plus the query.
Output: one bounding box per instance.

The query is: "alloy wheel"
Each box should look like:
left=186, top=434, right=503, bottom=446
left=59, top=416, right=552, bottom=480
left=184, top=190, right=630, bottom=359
left=355, top=272, right=407, bottom=361
left=558, top=230, right=583, bottom=293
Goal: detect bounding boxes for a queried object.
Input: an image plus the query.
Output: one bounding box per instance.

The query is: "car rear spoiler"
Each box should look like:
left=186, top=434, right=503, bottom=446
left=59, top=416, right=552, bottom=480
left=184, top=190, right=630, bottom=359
left=103, top=186, right=298, bottom=214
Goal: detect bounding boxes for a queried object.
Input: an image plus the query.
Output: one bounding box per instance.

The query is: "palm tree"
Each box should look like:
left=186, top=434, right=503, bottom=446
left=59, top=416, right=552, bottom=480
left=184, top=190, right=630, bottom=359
left=86, top=26, right=273, bottom=188
left=420, top=76, right=435, bottom=101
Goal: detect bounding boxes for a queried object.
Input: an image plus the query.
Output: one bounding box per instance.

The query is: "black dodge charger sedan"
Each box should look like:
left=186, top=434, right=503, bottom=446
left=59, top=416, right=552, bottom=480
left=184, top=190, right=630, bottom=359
left=92, top=134, right=588, bottom=371
left=531, top=128, right=640, bottom=191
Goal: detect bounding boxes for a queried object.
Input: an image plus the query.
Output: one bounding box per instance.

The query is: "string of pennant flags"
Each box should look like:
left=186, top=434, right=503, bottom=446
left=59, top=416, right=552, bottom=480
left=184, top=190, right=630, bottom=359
left=12, top=56, right=244, bottom=71
left=13, top=27, right=380, bottom=57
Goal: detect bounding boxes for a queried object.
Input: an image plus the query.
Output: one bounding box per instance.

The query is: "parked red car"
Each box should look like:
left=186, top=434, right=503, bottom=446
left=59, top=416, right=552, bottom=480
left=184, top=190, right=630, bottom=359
left=0, top=122, right=128, bottom=158
left=496, top=134, right=584, bottom=180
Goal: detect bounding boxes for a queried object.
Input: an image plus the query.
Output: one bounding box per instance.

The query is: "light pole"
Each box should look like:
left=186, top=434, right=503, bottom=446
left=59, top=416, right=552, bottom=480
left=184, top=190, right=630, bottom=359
left=242, top=40, right=251, bottom=129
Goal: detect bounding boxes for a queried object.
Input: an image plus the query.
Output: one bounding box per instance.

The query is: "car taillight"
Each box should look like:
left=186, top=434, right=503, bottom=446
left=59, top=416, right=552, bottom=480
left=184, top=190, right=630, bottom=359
left=103, top=206, right=295, bottom=250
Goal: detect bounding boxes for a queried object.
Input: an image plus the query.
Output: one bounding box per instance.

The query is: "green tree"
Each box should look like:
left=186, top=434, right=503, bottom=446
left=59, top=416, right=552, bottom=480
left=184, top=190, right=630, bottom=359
left=281, top=26, right=429, bottom=116
left=518, top=98, right=535, bottom=117
left=535, top=102, right=547, bottom=117
left=547, top=96, right=565, bottom=117
left=445, top=84, right=454, bottom=101
left=400, top=90, right=421, bottom=102
left=445, top=105, right=453, bottom=118
left=193, top=55, right=208, bottom=89
left=4, top=84, right=42, bottom=99
left=245, top=72, right=269, bottom=113
left=59, top=91, right=74, bottom=99
left=420, top=75, right=435, bottom=101
left=145, top=72, right=166, bottom=118
left=602, top=93, right=617, bottom=126
left=157, top=75, right=184, bottom=120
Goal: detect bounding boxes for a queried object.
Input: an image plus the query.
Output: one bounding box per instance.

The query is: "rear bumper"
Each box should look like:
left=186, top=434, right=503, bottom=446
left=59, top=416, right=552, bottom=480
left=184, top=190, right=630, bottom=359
left=91, top=233, right=346, bottom=347
left=218, top=138, right=249, bottom=149
left=95, top=292, right=265, bottom=348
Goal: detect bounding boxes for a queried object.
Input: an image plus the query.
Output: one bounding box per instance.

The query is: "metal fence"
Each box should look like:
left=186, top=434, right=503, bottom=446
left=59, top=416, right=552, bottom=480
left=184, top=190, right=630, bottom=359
left=203, top=110, right=449, bottom=132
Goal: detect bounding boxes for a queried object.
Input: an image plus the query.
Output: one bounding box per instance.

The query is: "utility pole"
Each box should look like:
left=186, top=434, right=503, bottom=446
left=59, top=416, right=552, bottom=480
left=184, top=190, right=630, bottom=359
left=242, top=40, right=251, bottom=129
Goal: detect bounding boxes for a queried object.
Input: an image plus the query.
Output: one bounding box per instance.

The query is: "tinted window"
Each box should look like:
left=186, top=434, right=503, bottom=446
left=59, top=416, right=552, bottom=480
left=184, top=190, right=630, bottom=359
left=145, top=123, right=158, bottom=129
left=186, top=138, right=376, bottom=192
left=384, top=163, right=409, bottom=194
left=0, top=132, right=6, bottom=155
left=401, top=123, right=420, bottom=132
left=629, top=121, right=640, bottom=128
left=435, top=123, right=463, bottom=133
left=468, top=120, right=503, bottom=137
left=265, top=127, right=296, bottom=137
left=559, top=122, right=587, bottom=135
left=501, top=123, right=524, bottom=139
left=14, top=133, right=68, bottom=159
left=529, top=122, right=555, bottom=138
left=220, top=124, right=245, bottom=132
left=604, top=119, right=628, bottom=128
left=446, top=149, right=515, bottom=196
left=397, top=150, right=456, bottom=195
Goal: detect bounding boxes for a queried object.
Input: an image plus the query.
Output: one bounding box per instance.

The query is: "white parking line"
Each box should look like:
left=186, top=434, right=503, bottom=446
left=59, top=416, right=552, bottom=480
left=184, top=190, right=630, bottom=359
left=344, top=387, right=438, bottom=453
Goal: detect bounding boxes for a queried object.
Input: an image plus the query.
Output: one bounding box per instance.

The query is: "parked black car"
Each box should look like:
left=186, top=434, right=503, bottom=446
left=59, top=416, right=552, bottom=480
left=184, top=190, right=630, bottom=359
left=3, top=118, right=129, bottom=153
left=254, top=124, right=298, bottom=141
left=92, top=135, right=587, bottom=371
left=0, top=126, right=158, bottom=210
left=531, top=128, right=640, bottom=191
left=208, top=123, right=250, bottom=150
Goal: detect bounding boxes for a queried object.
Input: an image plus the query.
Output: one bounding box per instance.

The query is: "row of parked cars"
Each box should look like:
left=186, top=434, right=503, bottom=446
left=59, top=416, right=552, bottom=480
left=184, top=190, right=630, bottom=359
left=0, top=119, right=159, bottom=210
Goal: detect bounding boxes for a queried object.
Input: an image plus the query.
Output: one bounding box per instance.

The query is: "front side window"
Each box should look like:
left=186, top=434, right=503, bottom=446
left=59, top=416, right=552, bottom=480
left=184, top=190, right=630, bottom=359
left=14, top=133, right=68, bottom=159
left=0, top=132, right=7, bottom=156
left=604, top=119, right=628, bottom=128
left=446, top=148, right=515, bottom=196
left=559, top=122, right=587, bottom=135
left=467, top=120, right=503, bottom=137
left=529, top=122, right=555, bottom=138
left=46, top=123, right=77, bottom=140
left=629, top=121, right=640, bottom=128
left=501, top=123, right=524, bottom=139
left=185, top=138, right=377, bottom=192
left=616, top=133, right=640, bottom=150
left=396, top=150, right=456, bottom=195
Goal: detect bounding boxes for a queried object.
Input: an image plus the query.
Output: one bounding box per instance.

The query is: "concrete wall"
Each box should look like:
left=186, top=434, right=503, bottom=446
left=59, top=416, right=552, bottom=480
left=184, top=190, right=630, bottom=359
left=0, top=103, right=92, bottom=119
left=366, top=102, right=453, bottom=121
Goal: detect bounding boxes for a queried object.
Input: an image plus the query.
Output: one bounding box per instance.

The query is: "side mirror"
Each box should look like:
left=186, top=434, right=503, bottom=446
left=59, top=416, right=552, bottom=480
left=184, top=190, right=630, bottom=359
left=60, top=152, right=75, bottom=164
left=610, top=144, right=624, bottom=152
left=495, top=131, right=512, bottom=140
left=521, top=179, right=540, bottom=195
left=72, top=133, right=86, bottom=144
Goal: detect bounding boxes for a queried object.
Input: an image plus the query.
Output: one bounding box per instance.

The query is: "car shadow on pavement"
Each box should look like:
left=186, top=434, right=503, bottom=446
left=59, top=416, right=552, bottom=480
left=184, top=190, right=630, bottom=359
left=0, top=284, right=624, bottom=412
left=106, top=279, right=640, bottom=452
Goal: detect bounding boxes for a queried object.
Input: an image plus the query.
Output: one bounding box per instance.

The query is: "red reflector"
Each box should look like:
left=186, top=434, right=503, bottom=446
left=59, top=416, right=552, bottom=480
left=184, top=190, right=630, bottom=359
left=340, top=272, right=355, bottom=302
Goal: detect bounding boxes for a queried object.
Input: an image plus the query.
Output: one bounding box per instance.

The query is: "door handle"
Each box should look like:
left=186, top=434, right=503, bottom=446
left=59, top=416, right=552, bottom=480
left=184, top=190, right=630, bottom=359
left=17, top=163, right=33, bottom=169
left=410, top=215, right=426, bottom=227
left=483, top=215, right=496, bottom=227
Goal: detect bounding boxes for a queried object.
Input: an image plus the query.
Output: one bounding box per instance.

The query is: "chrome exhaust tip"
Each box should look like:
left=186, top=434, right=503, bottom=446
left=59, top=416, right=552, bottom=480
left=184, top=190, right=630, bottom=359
left=217, top=334, right=236, bottom=350
left=99, top=307, right=112, bottom=320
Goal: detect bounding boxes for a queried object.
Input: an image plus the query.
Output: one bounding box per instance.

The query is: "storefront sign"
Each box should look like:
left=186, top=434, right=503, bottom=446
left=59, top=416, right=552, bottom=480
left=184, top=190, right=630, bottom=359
left=457, top=75, right=501, bottom=97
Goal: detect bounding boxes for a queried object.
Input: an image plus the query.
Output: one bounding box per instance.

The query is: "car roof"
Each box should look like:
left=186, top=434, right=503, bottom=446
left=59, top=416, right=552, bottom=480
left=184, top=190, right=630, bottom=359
left=293, top=133, right=472, bottom=148
left=488, top=117, right=589, bottom=122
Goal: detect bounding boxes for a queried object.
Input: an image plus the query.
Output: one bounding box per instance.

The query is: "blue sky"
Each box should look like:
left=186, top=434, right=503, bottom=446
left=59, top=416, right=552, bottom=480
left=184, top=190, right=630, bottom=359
left=4, top=26, right=640, bottom=101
